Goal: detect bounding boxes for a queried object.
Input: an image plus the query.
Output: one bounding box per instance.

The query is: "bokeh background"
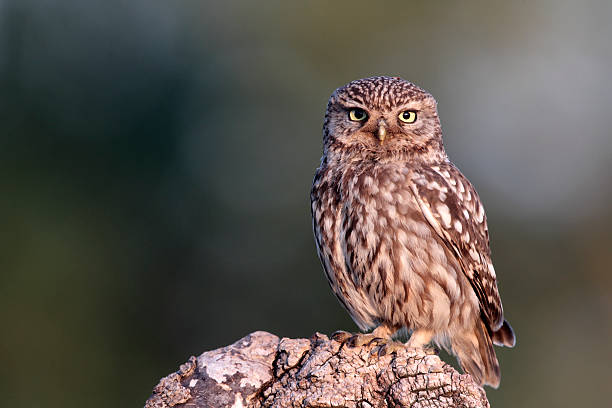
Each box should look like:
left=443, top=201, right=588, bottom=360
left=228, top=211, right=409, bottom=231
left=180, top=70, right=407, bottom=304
left=2, top=1, right=611, bottom=407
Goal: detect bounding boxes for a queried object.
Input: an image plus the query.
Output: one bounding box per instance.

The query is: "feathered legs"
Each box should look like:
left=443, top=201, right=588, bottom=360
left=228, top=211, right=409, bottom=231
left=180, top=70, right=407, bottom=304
left=406, top=328, right=434, bottom=348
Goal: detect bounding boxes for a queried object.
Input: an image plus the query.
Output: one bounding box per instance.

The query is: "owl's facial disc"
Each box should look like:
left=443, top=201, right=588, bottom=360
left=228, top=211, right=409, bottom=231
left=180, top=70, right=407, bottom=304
left=323, top=77, right=445, bottom=163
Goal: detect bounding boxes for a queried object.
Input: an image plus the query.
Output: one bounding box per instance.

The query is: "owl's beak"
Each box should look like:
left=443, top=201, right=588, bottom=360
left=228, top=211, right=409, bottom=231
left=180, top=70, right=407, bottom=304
left=377, top=120, right=387, bottom=142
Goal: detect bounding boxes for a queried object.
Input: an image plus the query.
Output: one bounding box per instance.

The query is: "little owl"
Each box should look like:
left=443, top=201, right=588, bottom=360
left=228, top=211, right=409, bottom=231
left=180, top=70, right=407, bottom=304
left=311, top=76, right=515, bottom=388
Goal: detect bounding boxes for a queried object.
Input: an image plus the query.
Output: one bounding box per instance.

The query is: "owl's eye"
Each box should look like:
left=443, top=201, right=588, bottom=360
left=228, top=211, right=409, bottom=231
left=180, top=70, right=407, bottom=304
left=348, top=108, right=368, bottom=122
left=399, top=110, right=417, bottom=123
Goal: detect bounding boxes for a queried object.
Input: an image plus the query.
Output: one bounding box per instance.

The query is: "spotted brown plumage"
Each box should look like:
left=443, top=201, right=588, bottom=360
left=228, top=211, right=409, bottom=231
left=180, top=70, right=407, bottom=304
left=311, top=76, right=515, bottom=388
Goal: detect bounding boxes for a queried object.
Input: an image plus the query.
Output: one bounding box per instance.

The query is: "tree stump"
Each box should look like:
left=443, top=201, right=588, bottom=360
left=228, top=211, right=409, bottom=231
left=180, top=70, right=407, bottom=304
left=145, top=331, right=490, bottom=408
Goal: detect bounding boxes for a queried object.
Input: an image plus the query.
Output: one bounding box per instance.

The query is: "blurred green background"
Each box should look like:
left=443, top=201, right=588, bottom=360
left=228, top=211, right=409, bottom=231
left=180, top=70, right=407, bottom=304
left=1, top=1, right=611, bottom=407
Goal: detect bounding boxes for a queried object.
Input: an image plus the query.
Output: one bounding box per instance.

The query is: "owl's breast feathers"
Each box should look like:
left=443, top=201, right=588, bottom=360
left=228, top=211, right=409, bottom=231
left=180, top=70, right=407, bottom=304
left=311, top=161, right=380, bottom=329
left=312, top=159, right=505, bottom=334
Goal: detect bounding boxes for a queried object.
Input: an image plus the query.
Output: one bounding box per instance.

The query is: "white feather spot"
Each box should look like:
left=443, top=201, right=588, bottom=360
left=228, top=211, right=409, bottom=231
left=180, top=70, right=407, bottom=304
left=476, top=205, right=485, bottom=223
left=469, top=248, right=479, bottom=261
left=454, top=220, right=463, bottom=233
left=436, top=203, right=452, bottom=228
left=463, top=209, right=470, bottom=219
left=488, top=262, right=497, bottom=278
left=323, top=217, right=333, bottom=232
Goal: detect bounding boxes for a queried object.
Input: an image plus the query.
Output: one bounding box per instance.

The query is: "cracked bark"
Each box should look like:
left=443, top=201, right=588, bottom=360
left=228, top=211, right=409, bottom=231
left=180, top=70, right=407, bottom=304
left=145, top=331, right=490, bottom=408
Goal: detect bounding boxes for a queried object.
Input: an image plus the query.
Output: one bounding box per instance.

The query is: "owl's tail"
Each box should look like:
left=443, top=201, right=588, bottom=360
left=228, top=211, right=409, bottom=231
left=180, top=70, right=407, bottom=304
left=451, top=318, right=515, bottom=388
left=492, top=319, right=516, bottom=348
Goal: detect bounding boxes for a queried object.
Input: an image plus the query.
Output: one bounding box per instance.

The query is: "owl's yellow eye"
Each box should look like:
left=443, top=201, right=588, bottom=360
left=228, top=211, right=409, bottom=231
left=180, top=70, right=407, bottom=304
left=349, top=108, right=368, bottom=122
left=399, top=110, right=417, bottom=123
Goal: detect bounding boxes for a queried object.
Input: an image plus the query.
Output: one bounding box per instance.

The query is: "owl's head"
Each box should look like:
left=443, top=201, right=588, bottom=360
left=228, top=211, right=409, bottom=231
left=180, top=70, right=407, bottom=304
left=323, top=76, right=445, bottom=164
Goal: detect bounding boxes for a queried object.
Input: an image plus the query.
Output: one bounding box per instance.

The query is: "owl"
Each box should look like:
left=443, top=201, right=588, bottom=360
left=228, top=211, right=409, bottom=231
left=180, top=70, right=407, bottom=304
left=310, top=76, right=515, bottom=388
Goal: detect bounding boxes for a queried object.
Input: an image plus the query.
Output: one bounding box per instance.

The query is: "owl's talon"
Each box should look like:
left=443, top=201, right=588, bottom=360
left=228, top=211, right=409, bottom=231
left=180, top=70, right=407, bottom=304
left=376, top=341, right=405, bottom=357
left=346, top=334, right=361, bottom=348
left=366, top=337, right=386, bottom=347
left=345, top=333, right=382, bottom=348
left=330, top=330, right=353, bottom=343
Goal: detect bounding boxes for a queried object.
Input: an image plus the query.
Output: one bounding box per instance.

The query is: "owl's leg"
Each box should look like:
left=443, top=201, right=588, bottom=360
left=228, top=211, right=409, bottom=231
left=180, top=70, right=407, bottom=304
left=406, top=329, right=434, bottom=348
left=371, top=324, right=396, bottom=338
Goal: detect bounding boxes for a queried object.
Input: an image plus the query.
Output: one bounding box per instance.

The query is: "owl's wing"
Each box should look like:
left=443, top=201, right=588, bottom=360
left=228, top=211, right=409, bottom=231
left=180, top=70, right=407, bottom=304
left=409, top=163, right=504, bottom=331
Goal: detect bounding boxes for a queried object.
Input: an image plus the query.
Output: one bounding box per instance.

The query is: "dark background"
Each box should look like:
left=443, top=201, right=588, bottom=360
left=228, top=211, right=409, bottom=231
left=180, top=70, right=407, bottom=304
left=2, top=1, right=611, bottom=407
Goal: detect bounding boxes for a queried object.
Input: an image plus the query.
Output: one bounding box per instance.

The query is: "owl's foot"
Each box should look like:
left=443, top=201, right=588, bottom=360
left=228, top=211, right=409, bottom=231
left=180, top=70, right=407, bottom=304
left=372, top=340, right=439, bottom=357
left=330, top=330, right=354, bottom=343
left=331, top=324, right=400, bottom=349
left=373, top=340, right=405, bottom=356
left=346, top=332, right=384, bottom=348
left=330, top=331, right=385, bottom=348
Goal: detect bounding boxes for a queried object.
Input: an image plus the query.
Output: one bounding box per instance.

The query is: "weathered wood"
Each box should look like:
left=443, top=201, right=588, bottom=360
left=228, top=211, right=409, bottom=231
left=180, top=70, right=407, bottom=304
left=145, top=331, right=490, bottom=408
